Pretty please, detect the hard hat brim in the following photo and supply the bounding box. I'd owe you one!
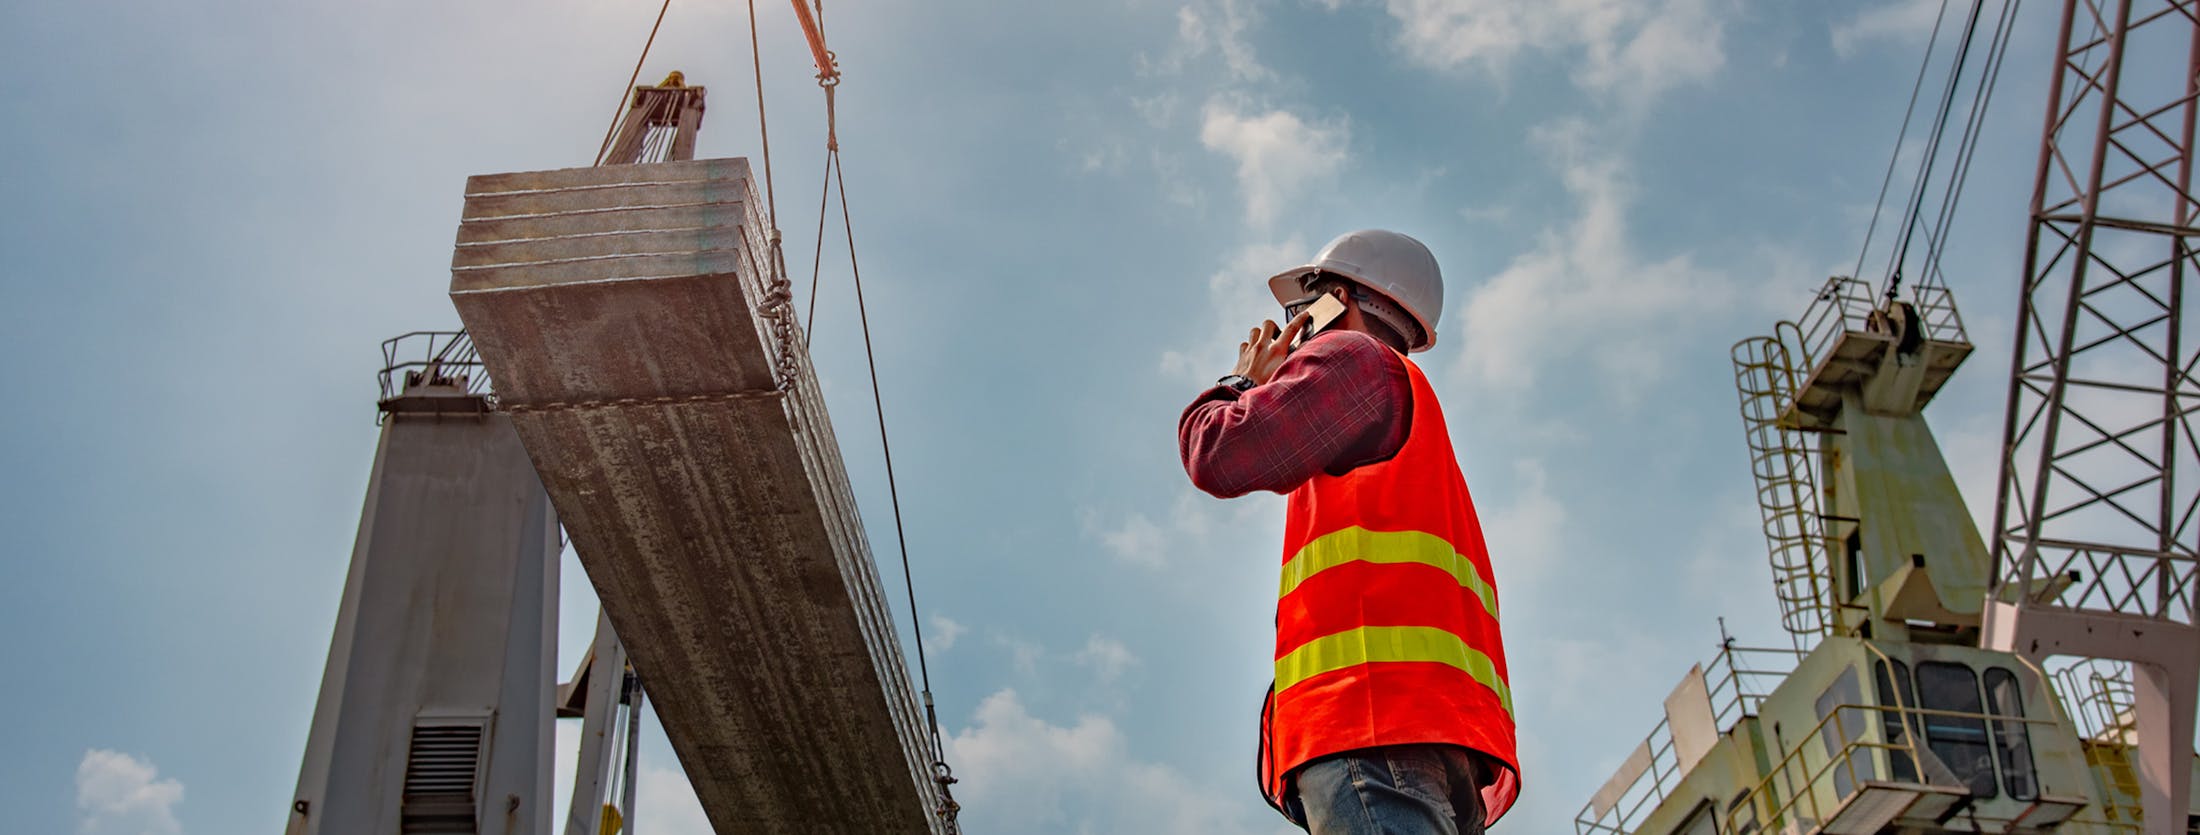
[1266,266,1322,306]
[1265,265,1439,353]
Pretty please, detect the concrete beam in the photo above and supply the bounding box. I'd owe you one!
[450,158,943,835]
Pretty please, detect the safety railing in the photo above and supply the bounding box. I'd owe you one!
[1792,277,1882,375]
[1575,716,1685,835]
[1791,276,1971,377]
[2047,659,2153,833]
[1574,644,1802,835]
[1706,643,1807,730]
[1726,703,2061,835]
[1904,283,1968,346]
[2051,658,2137,743]
[379,331,495,411]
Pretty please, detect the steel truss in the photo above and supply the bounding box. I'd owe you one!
[1988,1,2200,832]
[1995,0,2200,626]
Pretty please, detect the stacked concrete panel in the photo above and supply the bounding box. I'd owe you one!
[448,158,943,835]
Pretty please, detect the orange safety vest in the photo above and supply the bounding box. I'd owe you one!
[1260,352,1521,824]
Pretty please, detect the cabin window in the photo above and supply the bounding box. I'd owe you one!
[1728,790,1758,835]
[1670,800,1720,835]
[1916,661,1999,799]
[1984,667,2038,800]
[1843,529,1865,600]
[1814,667,1866,796]
[1872,659,1920,783]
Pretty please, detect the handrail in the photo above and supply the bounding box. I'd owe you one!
[1794,277,1881,373]
[379,331,494,400]
[2051,658,2137,742]
[1574,717,1683,835]
[1706,644,1807,730]
[1726,702,2062,835]
[1573,643,1804,835]
[377,331,495,422]
[1792,276,1972,378]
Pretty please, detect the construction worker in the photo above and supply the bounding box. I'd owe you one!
[1177,230,1519,834]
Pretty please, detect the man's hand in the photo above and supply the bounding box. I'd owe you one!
[1232,312,1312,386]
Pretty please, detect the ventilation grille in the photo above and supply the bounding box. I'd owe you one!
[401,721,485,833]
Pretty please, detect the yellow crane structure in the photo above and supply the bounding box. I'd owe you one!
[1573,0,2199,833]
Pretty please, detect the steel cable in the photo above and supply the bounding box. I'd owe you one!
[1920,0,2023,293]
[1885,0,1991,298]
[788,2,960,825]
[1854,0,1957,286]
[593,0,676,166]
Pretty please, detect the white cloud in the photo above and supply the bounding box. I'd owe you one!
[1087,509,1169,568]
[993,632,1048,676]
[1159,238,1310,385]
[945,689,1283,835]
[929,614,969,652]
[1452,119,1734,397]
[1479,458,1568,604]
[980,630,1142,688]
[1083,490,1266,570]
[1199,99,1350,229]
[1832,0,1946,58]
[1131,91,1182,128]
[1150,0,1273,82]
[76,749,184,835]
[1073,635,1140,684]
[1380,0,1729,103]
[1151,148,1207,209]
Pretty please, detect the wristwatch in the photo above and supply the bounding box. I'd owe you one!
[1217,374,1256,392]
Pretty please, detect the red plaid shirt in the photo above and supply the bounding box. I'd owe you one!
[1178,330,1412,497]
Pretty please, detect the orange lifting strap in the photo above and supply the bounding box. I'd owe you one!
[789,0,839,84]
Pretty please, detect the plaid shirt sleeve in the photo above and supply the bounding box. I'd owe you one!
[1177,330,1412,498]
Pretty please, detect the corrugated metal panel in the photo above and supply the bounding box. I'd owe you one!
[449,157,942,835]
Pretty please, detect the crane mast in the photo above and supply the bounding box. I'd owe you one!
[286,78,703,835]
[1575,2,2199,834]
[1983,0,2200,831]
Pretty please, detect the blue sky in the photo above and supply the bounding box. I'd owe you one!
[0,0,2066,832]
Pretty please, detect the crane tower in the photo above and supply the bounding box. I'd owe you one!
[1982,0,2200,830]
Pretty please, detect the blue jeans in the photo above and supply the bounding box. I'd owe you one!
[1291,745,1489,835]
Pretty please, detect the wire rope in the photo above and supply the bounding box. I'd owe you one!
[1853,0,1957,286]
[746,0,782,231]
[593,0,676,165]
[567,0,960,827]
[806,149,833,342]
[1920,0,2023,293]
[775,0,960,824]
[1884,0,1991,298]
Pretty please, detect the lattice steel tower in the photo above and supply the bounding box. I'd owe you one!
[1982,1,2200,832]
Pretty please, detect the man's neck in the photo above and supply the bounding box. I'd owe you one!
[1337,313,1408,353]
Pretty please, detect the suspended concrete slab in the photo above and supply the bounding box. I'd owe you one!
[448,157,944,835]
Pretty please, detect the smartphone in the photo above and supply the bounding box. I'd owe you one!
[1295,293,1348,347]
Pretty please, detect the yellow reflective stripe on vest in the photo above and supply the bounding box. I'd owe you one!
[1279,527,1498,619]
[1274,625,1514,716]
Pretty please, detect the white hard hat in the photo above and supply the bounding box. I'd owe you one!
[1268,229,1443,352]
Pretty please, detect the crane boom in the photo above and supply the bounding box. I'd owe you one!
[1983,2,2200,833]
